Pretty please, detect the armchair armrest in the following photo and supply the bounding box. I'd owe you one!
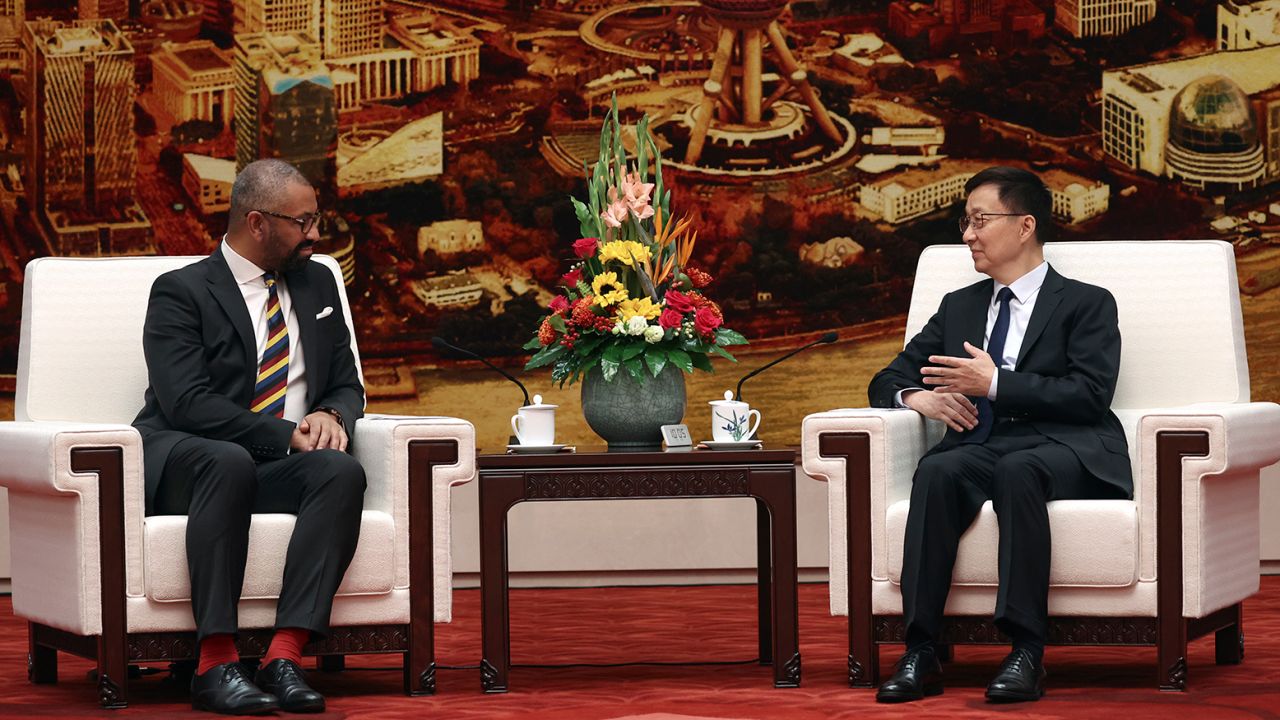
[351,414,475,622]
[1128,402,1280,617]
[0,421,144,635]
[801,408,932,616]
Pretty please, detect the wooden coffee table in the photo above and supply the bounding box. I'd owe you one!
[476,445,801,692]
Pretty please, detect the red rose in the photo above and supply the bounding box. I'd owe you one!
[572,237,599,258]
[687,267,712,288]
[561,267,582,287]
[694,306,722,336]
[658,308,684,329]
[664,290,694,314]
[549,295,569,314]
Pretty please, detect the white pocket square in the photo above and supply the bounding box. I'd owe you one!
[315,306,334,320]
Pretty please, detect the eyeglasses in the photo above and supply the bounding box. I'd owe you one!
[958,212,1024,233]
[250,209,321,235]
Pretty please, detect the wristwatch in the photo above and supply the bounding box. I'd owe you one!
[314,406,344,427]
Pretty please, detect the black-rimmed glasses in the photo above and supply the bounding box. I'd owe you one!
[250,209,321,235]
[958,212,1024,233]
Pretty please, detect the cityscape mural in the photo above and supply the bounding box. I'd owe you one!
[0,0,1276,450]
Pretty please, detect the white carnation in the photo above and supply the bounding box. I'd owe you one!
[626,315,648,335]
[643,325,664,343]
[611,321,624,335]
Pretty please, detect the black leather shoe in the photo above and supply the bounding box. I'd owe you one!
[986,648,1046,702]
[255,659,325,713]
[191,662,279,715]
[876,646,943,703]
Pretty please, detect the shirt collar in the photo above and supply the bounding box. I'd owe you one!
[221,237,269,287]
[994,261,1048,304]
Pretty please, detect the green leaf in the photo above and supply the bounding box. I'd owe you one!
[667,347,693,373]
[690,352,714,372]
[522,335,543,351]
[602,343,625,364]
[710,344,737,361]
[600,353,620,382]
[715,328,748,347]
[623,356,645,381]
[574,335,606,357]
[547,314,567,333]
[644,347,668,377]
[524,343,567,370]
[620,341,646,361]
[551,357,575,384]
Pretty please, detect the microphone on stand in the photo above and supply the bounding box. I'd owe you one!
[735,331,838,402]
[431,336,531,407]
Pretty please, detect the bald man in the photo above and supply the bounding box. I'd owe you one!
[133,159,365,715]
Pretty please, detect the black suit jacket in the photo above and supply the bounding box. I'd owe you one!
[868,265,1133,498]
[132,249,365,511]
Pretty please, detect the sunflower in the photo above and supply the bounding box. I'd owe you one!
[616,297,662,322]
[591,272,628,307]
[598,240,652,268]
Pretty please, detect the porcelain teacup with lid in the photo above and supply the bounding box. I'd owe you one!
[511,394,557,446]
[708,390,761,443]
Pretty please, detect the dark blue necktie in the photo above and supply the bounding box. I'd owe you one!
[962,286,1015,444]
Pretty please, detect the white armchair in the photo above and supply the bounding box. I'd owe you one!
[802,240,1280,690]
[0,255,476,708]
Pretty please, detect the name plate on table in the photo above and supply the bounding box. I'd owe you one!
[660,424,693,448]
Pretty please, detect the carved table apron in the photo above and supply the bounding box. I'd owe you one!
[476,447,801,692]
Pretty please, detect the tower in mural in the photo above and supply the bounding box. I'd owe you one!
[684,0,842,165]
[233,32,337,191]
[324,0,381,58]
[22,18,152,255]
[0,0,23,70]
[236,0,321,40]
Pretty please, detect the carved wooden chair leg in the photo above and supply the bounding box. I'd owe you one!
[1215,603,1244,665]
[27,626,57,684]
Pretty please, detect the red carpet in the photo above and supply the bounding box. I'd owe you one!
[1,578,1278,718]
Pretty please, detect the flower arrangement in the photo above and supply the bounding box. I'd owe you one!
[523,100,746,386]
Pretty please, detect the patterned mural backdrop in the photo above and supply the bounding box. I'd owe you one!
[0,0,1277,450]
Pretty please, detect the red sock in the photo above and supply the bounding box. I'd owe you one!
[263,627,309,665]
[197,634,239,675]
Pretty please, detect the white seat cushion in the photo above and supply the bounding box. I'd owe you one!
[886,499,1139,588]
[143,511,395,602]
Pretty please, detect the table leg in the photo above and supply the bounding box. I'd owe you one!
[755,498,772,665]
[479,474,527,694]
[750,467,800,688]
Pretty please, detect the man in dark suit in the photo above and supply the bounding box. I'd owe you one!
[134,159,366,715]
[868,167,1132,703]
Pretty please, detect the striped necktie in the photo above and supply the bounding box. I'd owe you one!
[250,272,289,418]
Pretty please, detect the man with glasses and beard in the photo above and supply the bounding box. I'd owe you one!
[869,166,1132,703]
[133,159,365,715]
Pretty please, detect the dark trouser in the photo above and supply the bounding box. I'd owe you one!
[900,422,1123,647]
[151,438,366,642]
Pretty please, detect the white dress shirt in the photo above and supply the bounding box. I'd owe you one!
[896,261,1049,406]
[222,240,309,425]
[983,260,1048,400]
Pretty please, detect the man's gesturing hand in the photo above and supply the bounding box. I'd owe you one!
[902,389,979,432]
[921,341,996,397]
[292,411,349,453]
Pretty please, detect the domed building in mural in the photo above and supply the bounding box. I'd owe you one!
[1164,75,1266,191]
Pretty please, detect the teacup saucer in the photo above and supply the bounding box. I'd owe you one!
[698,440,763,450]
[506,443,569,454]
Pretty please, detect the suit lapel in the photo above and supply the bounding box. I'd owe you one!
[1015,265,1065,369]
[956,279,993,353]
[285,267,321,406]
[204,250,257,380]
